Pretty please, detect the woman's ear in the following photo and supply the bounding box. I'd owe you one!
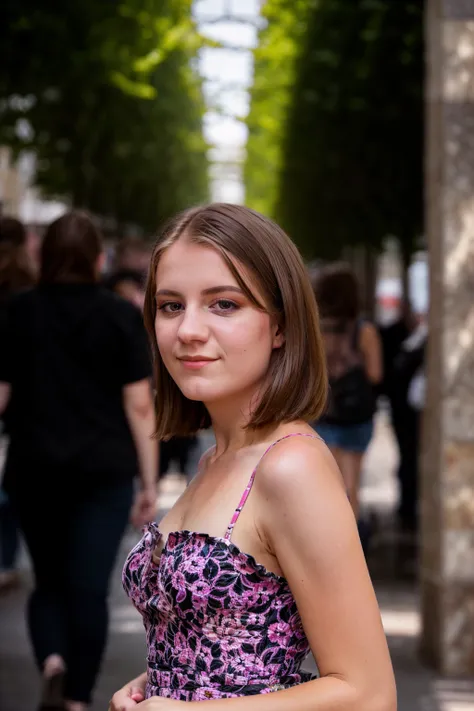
[272,322,285,350]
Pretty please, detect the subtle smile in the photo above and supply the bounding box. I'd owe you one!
[177,356,218,370]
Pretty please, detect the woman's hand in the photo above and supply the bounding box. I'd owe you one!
[109,678,146,711]
[130,487,158,529]
[135,698,187,709]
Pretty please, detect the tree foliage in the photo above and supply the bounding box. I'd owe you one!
[245,0,313,217]
[0,0,209,233]
[246,0,423,261]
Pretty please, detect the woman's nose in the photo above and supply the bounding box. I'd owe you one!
[177,306,209,343]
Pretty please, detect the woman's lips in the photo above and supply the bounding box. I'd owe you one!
[178,358,217,370]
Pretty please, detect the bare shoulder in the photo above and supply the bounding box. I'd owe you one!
[255,432,360,576]
[255,433,346,503]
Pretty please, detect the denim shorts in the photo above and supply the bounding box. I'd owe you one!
[314,420,374,454]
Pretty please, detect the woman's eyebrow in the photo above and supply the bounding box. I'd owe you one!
[156,286,243,297]
[202,286,243,296]
[156,289,182,297]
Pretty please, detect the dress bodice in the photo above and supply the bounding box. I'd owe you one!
[122,434,317,701]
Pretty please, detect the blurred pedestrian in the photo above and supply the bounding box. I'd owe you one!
[105,267,146,311]
[0,211,158,711]
[0,216,36,299]
[312,263,383,518]
[112,204,395,709]
[0,216,36,591]
[391,318,426,533]
[113,235,151,277]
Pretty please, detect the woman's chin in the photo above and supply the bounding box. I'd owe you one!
[179,384,216,403]
[179,382,233,405]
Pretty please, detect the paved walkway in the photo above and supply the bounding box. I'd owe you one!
[1,414,473,710]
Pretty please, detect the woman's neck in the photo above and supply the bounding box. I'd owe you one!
[206,389,269,456]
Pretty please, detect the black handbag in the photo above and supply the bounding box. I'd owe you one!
[321,319,376,425]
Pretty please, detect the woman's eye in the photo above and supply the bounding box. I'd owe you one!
[158,302,182,314]
[212,299,238,313]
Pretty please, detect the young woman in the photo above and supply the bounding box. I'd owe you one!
[312,264,383,517]
[0,211,158,711]
[114,204,396,710]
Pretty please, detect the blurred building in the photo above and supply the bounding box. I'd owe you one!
[376,244,428,325]
[0,147,66,227]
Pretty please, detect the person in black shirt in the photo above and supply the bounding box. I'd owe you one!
[379,302,420,533]
[0,216,36,590]
[0,211,158,711]
[104,267,146,311]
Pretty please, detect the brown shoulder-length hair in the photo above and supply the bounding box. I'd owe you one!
[40,210,103,284]
[143,203,328,439]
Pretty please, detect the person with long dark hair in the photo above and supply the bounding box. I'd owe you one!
[312,264,383,518]
[0,211,158,711]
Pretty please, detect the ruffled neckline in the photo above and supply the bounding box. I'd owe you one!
[146,522,289,585]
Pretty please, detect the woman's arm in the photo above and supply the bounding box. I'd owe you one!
[123,378,158,492]
[182,437,396,711]
[359,322,383,385]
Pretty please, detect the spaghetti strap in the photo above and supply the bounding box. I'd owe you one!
[224,432,320,541]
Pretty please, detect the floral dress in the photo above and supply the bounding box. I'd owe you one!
[122,434,318,701]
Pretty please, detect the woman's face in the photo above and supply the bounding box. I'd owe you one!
[154,239,284,407]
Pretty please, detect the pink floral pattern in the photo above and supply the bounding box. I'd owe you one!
[123,433,320,701]
[122,524,315,700]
